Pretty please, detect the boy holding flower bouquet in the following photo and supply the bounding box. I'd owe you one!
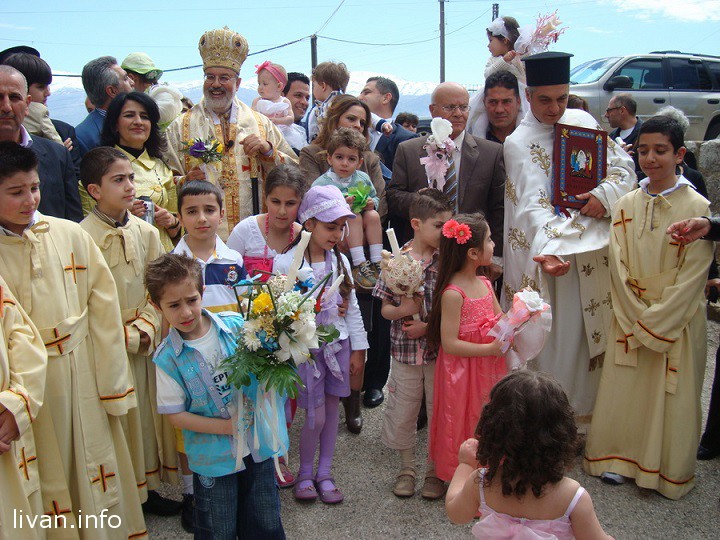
[148,253,286,539]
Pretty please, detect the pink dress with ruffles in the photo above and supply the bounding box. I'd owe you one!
[472,469,585,540]
[430,277,507,482]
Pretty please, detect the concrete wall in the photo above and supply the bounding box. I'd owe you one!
[687,139,720,212]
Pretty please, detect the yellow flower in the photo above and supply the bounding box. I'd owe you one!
[216,142,224,153]
[251,293,273,314]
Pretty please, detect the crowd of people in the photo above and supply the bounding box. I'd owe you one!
[0,14,717,540]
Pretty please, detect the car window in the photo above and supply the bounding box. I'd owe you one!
[614,59,665,90]
[669,58,712,90]
[705,61,720,89]
[570,57,621,84]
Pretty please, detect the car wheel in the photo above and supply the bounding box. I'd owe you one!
[706,120,720,140]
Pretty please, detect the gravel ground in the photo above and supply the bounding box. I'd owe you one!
[147,319,720,539]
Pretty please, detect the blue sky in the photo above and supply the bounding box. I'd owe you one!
[1,0,719,86]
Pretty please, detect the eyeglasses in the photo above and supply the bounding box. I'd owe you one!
[439,104,470,113]
[605,106,623,114]
[204,74,234,84]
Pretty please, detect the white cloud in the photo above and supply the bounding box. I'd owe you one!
[609,0,720,21]
[0,23,33,31]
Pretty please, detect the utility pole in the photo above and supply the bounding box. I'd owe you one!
[492,3,499,19]
[439,0,445,82]
[311,35,318,69]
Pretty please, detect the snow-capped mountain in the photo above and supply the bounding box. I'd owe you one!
[47,71,442,126]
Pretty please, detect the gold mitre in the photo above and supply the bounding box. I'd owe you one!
[198,27,249,74]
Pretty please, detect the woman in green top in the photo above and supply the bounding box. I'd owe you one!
[100,91,181,250]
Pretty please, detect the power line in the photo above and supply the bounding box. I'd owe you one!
[316,7,489,47]
[51,35,312,78]
[315,0,347,34]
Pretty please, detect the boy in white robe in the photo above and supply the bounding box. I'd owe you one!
[584,117,714,500]
[80,147,180,515]
[0,142,147,538]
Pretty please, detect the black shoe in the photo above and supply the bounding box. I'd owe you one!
[363,388,384,408]
[697,444,720,460]
[141,490,182,516]
[181,494,194,534]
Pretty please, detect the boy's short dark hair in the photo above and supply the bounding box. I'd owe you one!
[283,72,310,95]
[177,180,225,213]
[0,142,38,183]
[145,253,204,305]
[79,146,129,192]
[326,127,367,157]
[639,115,685,152]
[395,112,419,127]
[312,62,350,92]
[3,52,52,87]
[409,188,453,221]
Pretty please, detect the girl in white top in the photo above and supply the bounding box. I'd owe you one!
[446,371,613,540]
[227,164,304,282]
[468,13,566,138]
[252,61,294,126]
[274,185,368,505]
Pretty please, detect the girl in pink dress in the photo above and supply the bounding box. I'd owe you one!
[426,214,506,484]
[446,371,613,540]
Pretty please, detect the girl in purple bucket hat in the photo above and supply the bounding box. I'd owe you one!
[274,185,369,504]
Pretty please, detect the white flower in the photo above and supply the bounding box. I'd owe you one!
[291,319,318,348]
[243,332,262,351]
[429,118,453,144]
[276,331,311,364]
[516,289,546,312]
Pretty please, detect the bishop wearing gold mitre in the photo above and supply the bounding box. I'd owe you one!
[164,27,298,239]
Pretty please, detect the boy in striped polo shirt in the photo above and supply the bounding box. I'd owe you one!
[171,179,246,531]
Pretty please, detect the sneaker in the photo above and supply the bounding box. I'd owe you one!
[180,494,194,534]
[352,260,377,290]
[600,472,625,485]
[371,261,382,279]
[420,475,447,500]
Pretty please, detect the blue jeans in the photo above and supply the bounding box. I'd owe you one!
[193,457,285,540]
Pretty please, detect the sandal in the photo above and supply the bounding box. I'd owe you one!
[293,474,317,501]
[276,458,296,489]
[420,475,447,500]
[315,476,344,504]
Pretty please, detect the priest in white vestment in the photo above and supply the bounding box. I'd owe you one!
[502,52,636,417]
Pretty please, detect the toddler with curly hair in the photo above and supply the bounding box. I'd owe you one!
[446,371,613,539]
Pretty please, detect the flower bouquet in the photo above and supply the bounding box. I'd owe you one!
[487,289,552,371]
[420,118,456,188]
[181,137,224,185]
[379,228,425,321]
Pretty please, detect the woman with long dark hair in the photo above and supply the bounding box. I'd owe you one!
[99,91,180,250]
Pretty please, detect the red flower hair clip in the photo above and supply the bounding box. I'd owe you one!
[442,219,472,244]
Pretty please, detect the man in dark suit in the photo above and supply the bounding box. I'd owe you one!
[355,76,419,409]
[387,82,505,251]
[605,92,642,175]
[0,66,82,221]
[75,56,134,155]
[359,76,417,173]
